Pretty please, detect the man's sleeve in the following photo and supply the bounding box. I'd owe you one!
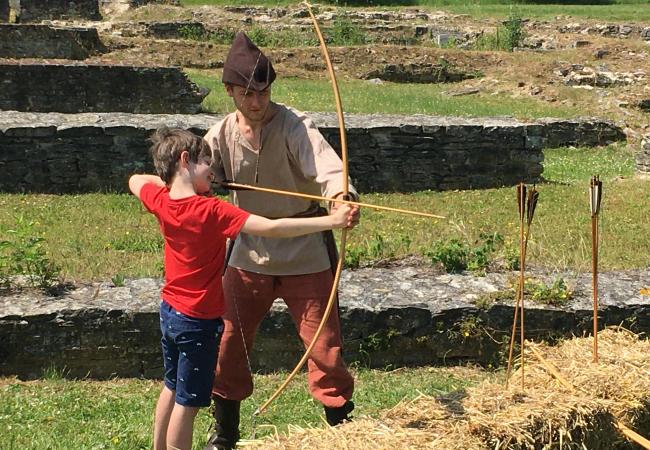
[289,116,358,201]
[204,122,227,184]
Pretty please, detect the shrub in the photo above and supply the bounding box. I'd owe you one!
[178,24,206,41]
[474,12,526,52]
[328,13,372,46]
[425,233,504,274]
[3,215,61,290]
[425,238,470,273]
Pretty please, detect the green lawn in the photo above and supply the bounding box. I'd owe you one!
[0,366,490,449]
[0,144,646,283]
[187,70,581,119]
[179,0,650,21]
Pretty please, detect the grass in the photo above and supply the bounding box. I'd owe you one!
[0,144,646,281]
[0,366,490,449]
[187,70,580,119]
[178,0,650,21]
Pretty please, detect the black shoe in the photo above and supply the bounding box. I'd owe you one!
[204,396,241,450]
[324,400,355,426]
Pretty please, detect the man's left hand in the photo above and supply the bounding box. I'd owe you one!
[330,195,360,229]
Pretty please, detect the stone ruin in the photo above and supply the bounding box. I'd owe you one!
[0,24,105,59]
[3,0,101,22]
[0,0,8,22]
[99,0,179,15]
[637,134,650,174]
[0,113,625,194]
[0,62,207,113]
[0,3,646,381]
[0,0,178,22]
[0,4,208,114]
[2,266,650,378]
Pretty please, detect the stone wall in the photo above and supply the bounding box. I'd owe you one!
[0,63,207,113]
[99,0,179,16]
[0,24,106,59]
[0,112,625,193]
[15,0,100,22]
[637,134,650,173]
[2,267,649,379]
[0,0,9,22]
[558,22,650,41]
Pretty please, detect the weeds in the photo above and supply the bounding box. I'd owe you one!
[1,215,61,291]
[474,12,526,51]
[527,277,573,306]
[109,233,162,253]
[475,276,573,308]
[247,26,316,48]
[345,233,395,268]
[328,13,372,45]
[178,23,206,41]
[425,233,504,274]
[111,273,126,287]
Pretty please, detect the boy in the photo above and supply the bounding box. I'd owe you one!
[128,127,356,450]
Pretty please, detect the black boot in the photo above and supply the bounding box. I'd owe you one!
[324,400,355,426]
[204,396,240,450]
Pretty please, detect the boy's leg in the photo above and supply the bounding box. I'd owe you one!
[157,302,180,450]
[278,271,355,415]
[162,302,223,449]
[167,404,200,450]
[153,385,176,450]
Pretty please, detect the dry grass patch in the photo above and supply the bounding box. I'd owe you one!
[244,329,650,449]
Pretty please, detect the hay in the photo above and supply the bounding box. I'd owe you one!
[243,328,650,449]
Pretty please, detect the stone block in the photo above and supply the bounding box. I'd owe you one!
[0,63,207,114]
[0,24,106,59]
[16,0,101,22]
[0,0,8,22]
[637,134,650,173]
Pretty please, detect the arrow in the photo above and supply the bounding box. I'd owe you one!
[220,181,446,220]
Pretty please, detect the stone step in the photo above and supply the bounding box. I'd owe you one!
[0,62,207,114]
[0,24,106,59]
[1,266,648,379]
[0,112,624,193]
[4,0,101,23]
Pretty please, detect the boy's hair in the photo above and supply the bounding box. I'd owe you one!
[149,127,211,183]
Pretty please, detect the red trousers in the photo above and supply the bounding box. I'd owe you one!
[212,267,354,408]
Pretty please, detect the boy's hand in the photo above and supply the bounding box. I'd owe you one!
[331,204,359,229]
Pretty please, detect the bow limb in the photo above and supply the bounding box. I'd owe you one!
[255,2,349,416]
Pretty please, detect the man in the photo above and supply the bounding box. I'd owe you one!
[204,32,359,450]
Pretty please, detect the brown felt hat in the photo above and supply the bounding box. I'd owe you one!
[222,32,276,91]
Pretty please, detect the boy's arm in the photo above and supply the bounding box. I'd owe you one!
[128,174,165,199]
[241,204,357,238]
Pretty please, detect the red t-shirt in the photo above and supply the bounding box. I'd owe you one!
[140,184,250,319]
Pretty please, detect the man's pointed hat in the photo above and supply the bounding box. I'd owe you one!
[222,31,276,91]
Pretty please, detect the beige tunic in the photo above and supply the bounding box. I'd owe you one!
[205,104,357,276]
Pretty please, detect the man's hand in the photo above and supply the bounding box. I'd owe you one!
[330,194,360,229]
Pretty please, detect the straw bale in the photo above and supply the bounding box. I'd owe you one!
[245,329,650,449]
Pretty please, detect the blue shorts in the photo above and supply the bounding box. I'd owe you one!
[159,301,224,407]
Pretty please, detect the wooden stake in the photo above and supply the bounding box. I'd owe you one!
[590,175,602,363]
[506,183,527,388]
